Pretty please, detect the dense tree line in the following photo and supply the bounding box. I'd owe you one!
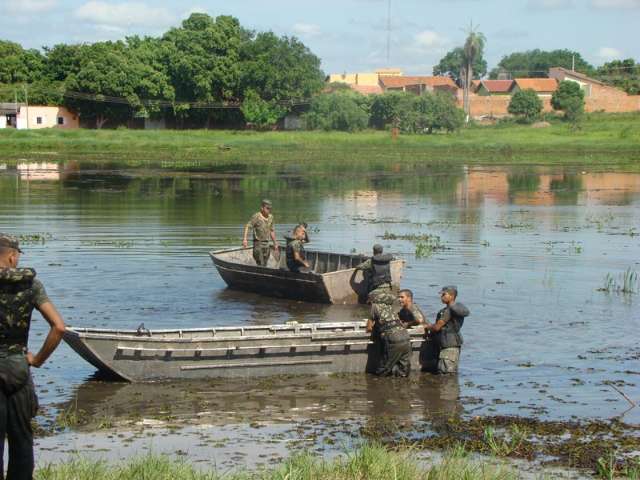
[0,13,325,128]
[304,89,464,133]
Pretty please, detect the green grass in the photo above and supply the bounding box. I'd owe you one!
[36,444,520,480]
[1,112,639,171]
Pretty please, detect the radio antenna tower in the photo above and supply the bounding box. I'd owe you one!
[386,0,392,64]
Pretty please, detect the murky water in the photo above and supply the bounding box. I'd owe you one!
[1,161,639,470]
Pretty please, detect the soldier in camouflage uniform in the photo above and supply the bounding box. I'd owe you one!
[286,226,311,273]
[355,244,394,298]
[242,199,279,267]
[0,234,66,480]
[423,286,470,374]
[366,291,411,377]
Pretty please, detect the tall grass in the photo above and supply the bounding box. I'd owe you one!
[1,112,639,169]
[36,444,519,480]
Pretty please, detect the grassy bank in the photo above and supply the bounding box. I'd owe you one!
[36,444,522,480]
[1,113,639,170]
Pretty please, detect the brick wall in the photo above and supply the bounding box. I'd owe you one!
[585,84,640,112]
[456,86,640,118]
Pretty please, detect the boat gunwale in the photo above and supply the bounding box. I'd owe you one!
[209,247,380,277]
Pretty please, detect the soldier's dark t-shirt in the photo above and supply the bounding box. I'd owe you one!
[398,304,425,328]
[0,268,49,350]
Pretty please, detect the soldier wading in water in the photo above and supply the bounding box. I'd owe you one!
[422,286,470,374]
[355,244,394,297]
[242,199,279,267]
[366,291,411,377]
[0,234,66,480]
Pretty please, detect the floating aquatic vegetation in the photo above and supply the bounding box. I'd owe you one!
[598,268,638,295]
[81,240,135,248]
[18,232,53,245]
[415,236,447,258]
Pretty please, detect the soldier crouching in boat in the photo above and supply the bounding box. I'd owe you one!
[366,290,411,377]
[421,285,470,375]
[355,244,394,297]
[286,225,311,273]
[0,234,66,480]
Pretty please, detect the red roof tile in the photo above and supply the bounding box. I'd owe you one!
[379,76,457,89]
[513,78,558,93]
[480,80,514,93]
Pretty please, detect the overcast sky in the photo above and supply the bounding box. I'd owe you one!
[2,0,638,75]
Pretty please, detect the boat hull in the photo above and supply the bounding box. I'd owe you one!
[63,322,425,382]
[210,247,404,304]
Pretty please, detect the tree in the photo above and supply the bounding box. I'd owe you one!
[239,32,324,106]
[240,89,285,129]
[0,41,45,84]
[490,49,595,79]
[64,41,174,128]
[369,91,406,129]
[434,47,487,85]
[461,25,486,121]
[551,80,585,126]
[508,89,543,123]
[304,91,369,132]
[597,58,640,95]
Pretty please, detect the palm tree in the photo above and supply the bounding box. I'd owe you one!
[461,23,485,122]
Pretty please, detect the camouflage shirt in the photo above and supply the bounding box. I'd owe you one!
[371,303,403,335]
[247,212,274,243]
[0,268,49,350]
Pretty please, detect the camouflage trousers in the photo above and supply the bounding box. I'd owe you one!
[376,329,411,377]
[252,242,271,266]
[0,352,38,480]
[420,340,461,374]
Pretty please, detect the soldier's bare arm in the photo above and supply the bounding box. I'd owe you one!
[270,229,279,251]
[425,309,449,333]
[27,301,66,368]
[242,221,252,248]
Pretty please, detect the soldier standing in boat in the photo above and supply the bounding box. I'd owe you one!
[422,286,470,374]
[0,234,66,480]
[355,244,393,297]
[242,199,279,267]
[366,291,411,377]
[286,225,311,273]
[398,289,425,328]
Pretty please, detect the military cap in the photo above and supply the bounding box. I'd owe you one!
[0,233,22,253]
[261,199,272,207]
[372,244,384,254]
[368,290,396,305]
[439,285,458,296]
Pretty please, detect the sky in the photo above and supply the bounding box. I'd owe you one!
[1,0,639,75]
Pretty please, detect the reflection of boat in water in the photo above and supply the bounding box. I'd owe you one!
[63,321,423,382]
[63,373,461,429]
[210,247,404,304]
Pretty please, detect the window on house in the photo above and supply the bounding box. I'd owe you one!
[36,117,43,125]
[57,117,64,125]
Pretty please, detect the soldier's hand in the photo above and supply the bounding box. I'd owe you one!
[26,351,40,368]
[274,244,280,251]
[242,240,248,248]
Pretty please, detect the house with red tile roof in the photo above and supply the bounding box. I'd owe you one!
[510,78,558,96]
[475,79,514,96]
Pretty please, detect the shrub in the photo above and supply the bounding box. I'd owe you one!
[508,89,543,123]
[240,89,285,130]
[369,92,408,129]
[304,91,369,132]
[551,80,585,126]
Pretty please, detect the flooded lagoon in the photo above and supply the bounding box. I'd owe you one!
[0,161,639,472]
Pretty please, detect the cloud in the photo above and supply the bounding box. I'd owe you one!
[414,30,449,49]
[592,0,640,7]
[3,0,57,13]
[526,0,574,9]
[74,1,173,29]
[596,47,623,60]
[292,23,321,37]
